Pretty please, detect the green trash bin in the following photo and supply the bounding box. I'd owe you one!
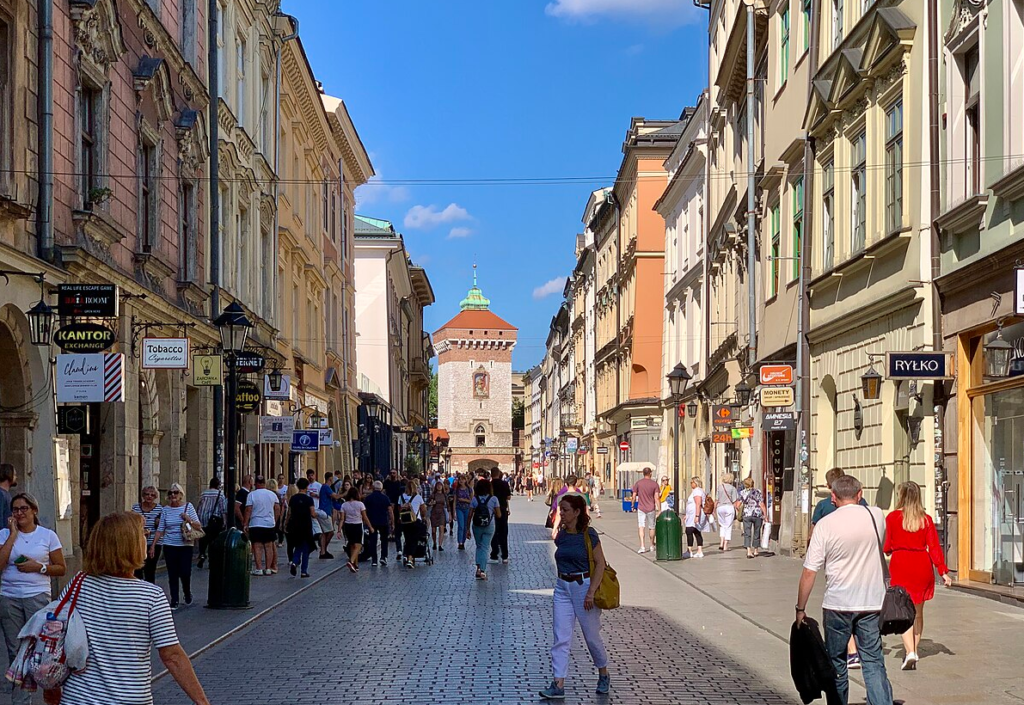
[655,510,683,561]
[206,527,252,609]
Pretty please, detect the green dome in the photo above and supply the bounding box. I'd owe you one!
[459,265,490,311]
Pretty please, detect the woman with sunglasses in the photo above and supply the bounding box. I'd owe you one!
[0,492,66,705]
[152,483,201,610]
[131,486,163,582]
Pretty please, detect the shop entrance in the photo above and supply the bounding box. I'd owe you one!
[976,386,1024,586]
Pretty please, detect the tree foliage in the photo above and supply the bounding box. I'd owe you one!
[512,397,525,430]
[429,371,438,426]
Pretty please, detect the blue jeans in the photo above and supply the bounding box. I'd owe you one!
[823,609,893,705]
[456,505,471,544]
[472,522,495,571]
[290,540,311,574]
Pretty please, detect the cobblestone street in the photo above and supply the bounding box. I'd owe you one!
[153,497,797,705]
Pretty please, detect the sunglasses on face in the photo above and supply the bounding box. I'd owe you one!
[11,506,31,513]
[168,491,181,496]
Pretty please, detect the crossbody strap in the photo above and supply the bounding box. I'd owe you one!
[583,529,595,574]
[862,505,891,587]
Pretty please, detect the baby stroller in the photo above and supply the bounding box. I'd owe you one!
[405,519,433,567]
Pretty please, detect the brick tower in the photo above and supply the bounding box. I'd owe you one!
[434,266,517,475]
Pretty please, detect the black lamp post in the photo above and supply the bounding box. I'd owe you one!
[208,301,253,609]
[363,396,382,477]
[667,362,692,516]
[26,299,54,347]
[735,378,753,407]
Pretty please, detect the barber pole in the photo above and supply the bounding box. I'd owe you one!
[103,353,124,402]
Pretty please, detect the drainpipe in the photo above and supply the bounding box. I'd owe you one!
[926,0,947,555]
[37,0,53,261]
[208,0,222,479]
[613,196,622,453]
[745,2,760,492]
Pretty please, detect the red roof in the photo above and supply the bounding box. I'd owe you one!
[437,309,517,332]
[430,428,449,444]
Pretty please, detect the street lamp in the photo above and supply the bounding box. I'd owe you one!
[667,363,692,526]
[362,395,382,477]
[208,301,254,609]
[267,368,283,393]
[735,378,753,407]
[26,299,54,347]
[860,365,884,400]
[686,400,698,418]
[985,324,1013,379]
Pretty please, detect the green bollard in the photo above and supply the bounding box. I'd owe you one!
[655,510,683,561]
[206,527,252,609]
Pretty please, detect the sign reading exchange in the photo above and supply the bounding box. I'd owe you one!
[54,323,116,353]
[885,351,953,380]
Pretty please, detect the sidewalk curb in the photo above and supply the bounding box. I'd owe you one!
[151,561,347,684]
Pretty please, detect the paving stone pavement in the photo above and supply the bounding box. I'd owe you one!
[153,497,799,705]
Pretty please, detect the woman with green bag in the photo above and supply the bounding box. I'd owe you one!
[540,493,612,700]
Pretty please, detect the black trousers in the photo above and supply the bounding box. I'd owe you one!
[392,512,403,554]
[686,526,704,548]
[490,515,509,560]
[163,545,193,604]
[365,523,390,561]
[135,544,162,583]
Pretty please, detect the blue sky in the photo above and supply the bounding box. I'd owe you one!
[284,0,709,369]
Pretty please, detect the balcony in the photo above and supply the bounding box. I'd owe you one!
[410,357,430,390]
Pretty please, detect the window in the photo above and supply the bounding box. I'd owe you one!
[0,18,9,187]
[291,283,299,339]
[735,103,747,164]
[322,180,329,233]
[779,7,790,85]
[261,70,272,151]
[330,186,337,243]
[340,177,348,261]
[237,206,249,295]
[770,204,781,297]
[179,181,197,280]
[140,139,158,252]
[964,45,981,195]
[792,177,803,281]
[216,3,226,97]
[181,0,197,64]
[80,85,102,202]
[832,0,844,49]
[822,161,835,270]
[802,0,811,53]
[236,34,246,126]
[260,224,272,316]
[475,425,486,448]
[851,130,866,252]
[885,100,904,233]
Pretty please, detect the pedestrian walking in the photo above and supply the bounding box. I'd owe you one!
[317,472,337,560]
[194,477,226,569]
[468,478,500,580]
[796,474,894,705]
[428,483,448,551]
[131,485,163,582]
[453,475,473,550]
[740,477,767,559]
[398,480,428,569]
[631,468,660,554]
[0,492,66,705]
[244,476,281,576]
[286,478,318,578]
[545,478,565,530]
[489,467,512,564]
[340,487,374,573]
[591,473,603,518]
[275,474,289,545]
[526,473,535,502]
[884,481,953,671]
[383,469,406,556]
[152,483,200,610]
[0,463,17,533]
[716,472,741,552]
[658,476,673,511]
[234,474,254,525]
[539,492,610,700]
[52,512,210,705]
[363,481,394,566]
[684,476,707,558]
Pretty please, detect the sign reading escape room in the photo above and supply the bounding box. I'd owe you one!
[57,284,118,317]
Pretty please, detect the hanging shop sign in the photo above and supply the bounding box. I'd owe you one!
[54,323,116,353]
[56,406,90,435]
[229,351,265,374]
[711,431,734,444]
[291,429,320,452]
[762,410,797,432]
[760,386,794,407]
[264,373,291,400]
[731,426,754,439]
[885,351,953,380]
[57,284,118,318]
[56,353,124,403]
[259,415,295,444]
[319,428,334,446]
[712,405,734,428]
[141,338,189,369]
[234,380,262,414]
[191,355,223,386]
[759,364,794,386]
[596,446,609,455]
[566,438,578,453]
[577,445,589,455]
[629,418,648,429]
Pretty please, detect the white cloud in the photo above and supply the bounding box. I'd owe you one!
[448,227,473,239]
[624,43,645,56]
[404,203,472,230]
[533,277,568,300]
[545,0,698,25]
[354,173,411,207]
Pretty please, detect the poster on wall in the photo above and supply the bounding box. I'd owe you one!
[472,367,489,399]
[56,353,124,402]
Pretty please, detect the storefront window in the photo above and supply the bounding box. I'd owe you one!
[973,386,1024,584]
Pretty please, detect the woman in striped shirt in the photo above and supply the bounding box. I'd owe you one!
[131,486,162,583]
[151,484,201,610]
[44,512,209,705]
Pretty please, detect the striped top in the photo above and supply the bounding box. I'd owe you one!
[131,503,163,547]
[59,574,179,705]
[156,503,200,547]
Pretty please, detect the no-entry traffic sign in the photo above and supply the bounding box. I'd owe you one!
[619,441,629,452]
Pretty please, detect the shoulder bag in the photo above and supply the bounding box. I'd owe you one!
[181,503,206,543]
[583,529,620,610]
[864,506,916,635]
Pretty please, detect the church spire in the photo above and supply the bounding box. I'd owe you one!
[459,262,491,311]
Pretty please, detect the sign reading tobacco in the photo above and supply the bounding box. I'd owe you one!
[57,284,118,318]
[54,323,116,353]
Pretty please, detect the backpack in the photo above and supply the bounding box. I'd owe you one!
[399,494,417,525]
[702,493,716,516]
[472,495,493,528]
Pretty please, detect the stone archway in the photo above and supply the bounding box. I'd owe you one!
[0,305,35,487]
[468,458,497,476]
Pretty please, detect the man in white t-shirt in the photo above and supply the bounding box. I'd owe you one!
[244,476,282,575]
[306,469,321,500]
[795,475,893,705]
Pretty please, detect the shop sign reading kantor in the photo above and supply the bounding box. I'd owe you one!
[54,323,116,353]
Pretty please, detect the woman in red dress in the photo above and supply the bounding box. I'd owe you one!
[883,481,953,671]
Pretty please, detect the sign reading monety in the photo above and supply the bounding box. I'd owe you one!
[54,323,115,353]
[57,284,118,317]
[886,351,952,380]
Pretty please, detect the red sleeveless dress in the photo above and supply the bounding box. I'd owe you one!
[883,510,948,605]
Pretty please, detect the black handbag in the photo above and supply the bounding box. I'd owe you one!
[865,506,916,636]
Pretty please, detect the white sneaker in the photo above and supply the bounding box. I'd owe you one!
[637,547,647,554]
[902,652,918,671]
